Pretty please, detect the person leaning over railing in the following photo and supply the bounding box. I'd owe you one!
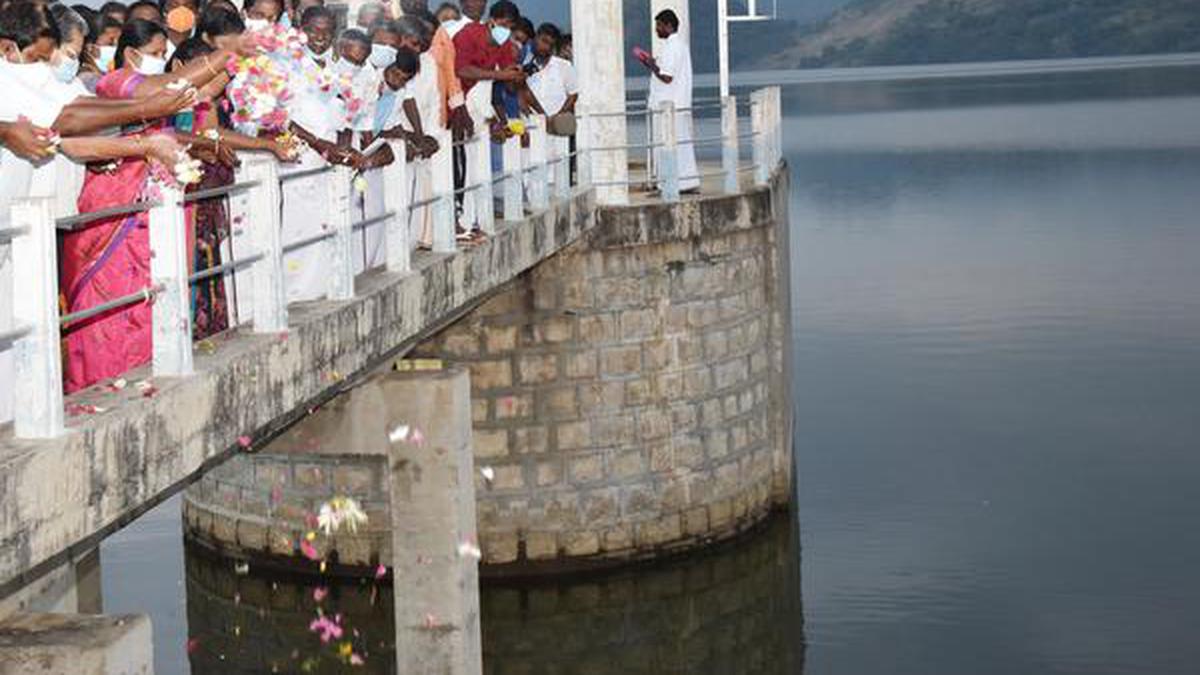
[167,8,297,340]
[59,17,252,393]
[387,15,442,250]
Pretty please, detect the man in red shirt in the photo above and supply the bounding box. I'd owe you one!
[452,0,523,239]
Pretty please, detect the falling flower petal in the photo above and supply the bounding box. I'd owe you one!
[237,436,253,449]
[313,587,328,602]
[458,540,482,561]
[300,539,320,561]
[480,467,495,482]
[234,561,249,575]
[349,654,365,666]
[186,638,200,654]
[374,564,387,580]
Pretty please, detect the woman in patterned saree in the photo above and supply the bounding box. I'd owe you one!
[60,19,242,392]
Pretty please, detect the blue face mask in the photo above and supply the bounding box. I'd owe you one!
[490,25,511,46]
[278,12,292,29]
[53,56,79,83]
[369,43,397,69]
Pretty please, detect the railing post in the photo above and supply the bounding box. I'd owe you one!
[576,104,592,189]
[431,127,456,254]
[502,133,523,221]
[241,155,288,333]
[149,181,194,377]
[722,94,740,194]
[658,101,680,202]
[11,198,64,438]
[553,134,571,200]
[766,86,782,172]
[473,131,495,235]
[383,140,412,275]
[327,164,356,301]
[528,114,549,211]
[751,90,769,187]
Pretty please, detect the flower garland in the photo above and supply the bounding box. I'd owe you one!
[224,24,306,132]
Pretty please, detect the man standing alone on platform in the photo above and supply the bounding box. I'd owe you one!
[638,9,699,194]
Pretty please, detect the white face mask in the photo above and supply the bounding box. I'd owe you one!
[96,45,117,72]
[369,43,396,69]
[53,55,80,83]
[244,18,270,31]
[134,50,166,76]
[334,58,362,77]
[306,45,330,61]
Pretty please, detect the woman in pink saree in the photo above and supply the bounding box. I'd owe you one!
[61,19,241,392]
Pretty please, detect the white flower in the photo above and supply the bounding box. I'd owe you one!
[317,496,369,535]
[457,540,482,560]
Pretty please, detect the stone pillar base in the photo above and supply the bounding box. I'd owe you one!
[0,613,152,675]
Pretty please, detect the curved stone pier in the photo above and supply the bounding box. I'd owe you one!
[182,169,794,576]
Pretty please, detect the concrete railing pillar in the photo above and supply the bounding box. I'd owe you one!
[571,0,629,205]
[386,366,482,675]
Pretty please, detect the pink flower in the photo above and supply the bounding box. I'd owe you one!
[374,564,387,580]
[308,615,343,643]
[237,435,252,449]
[300,539,321,561]
[313,586,328,602]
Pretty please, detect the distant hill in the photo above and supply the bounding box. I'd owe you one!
[757,0,1200,68]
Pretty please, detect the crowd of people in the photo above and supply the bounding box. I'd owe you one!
[0,0,587,400]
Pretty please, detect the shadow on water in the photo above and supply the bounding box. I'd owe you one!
[180,513,806,674]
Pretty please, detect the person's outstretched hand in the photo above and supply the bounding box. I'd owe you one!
[2,117,58,161]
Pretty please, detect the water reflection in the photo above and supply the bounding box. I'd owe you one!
[181,514,804,674]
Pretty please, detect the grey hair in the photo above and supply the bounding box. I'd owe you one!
[394,15,431,41]
[48,3,89,43]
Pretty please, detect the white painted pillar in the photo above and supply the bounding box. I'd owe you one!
[327,165,356,301]
[501,135,523,221]
[241,156,288,333]
[431,128,456,254]
[527,115,549,211]
[722,94,740,194]
[10,197,64,439]
[570,0,629,205]
[650,0,691,55]
[149,182,194,377]
[472,133,495,235]
[383,141,412,275]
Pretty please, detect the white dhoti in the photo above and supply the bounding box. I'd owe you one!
[352,132,386,275]
[281,147,333,304]
[653,110,700,192]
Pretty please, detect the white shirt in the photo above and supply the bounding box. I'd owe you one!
[289,54,345,144]
[528,55,578,117]
[648,32,692,110]
[375,80,416,133]
[0,62,73,228]
[338,60,382,133]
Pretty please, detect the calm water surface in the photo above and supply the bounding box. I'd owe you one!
[100,63,1200,673]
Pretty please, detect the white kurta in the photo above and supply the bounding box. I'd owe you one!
[283,56,344,303]
[648,32,699,192]
[0,62,72,426]
[343,61,386,274]
[528,56,578,118]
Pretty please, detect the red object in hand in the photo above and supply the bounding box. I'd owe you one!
[633,46,652,64]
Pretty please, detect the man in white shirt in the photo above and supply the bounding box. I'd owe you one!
[337,28,387,273]
[526,23,577,122]
[640,9,699,194]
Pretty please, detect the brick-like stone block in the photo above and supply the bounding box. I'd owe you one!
[565,351,599,379]
[443,331,482,357]
[562,530,600,556]
[332,465,376,495]
[525,531,558,561]
[600,346,642,378]
[485,326,519,353]
[518,354,560,385]
[470,359,513,390]
[636,514,682,547]
[236,520,267,551]
[494,393,533,420]
[535,460,562,487]
[471,398,489,423]
[483,531,519,564]
[555,421,590,451]
[540,317,575,343]
[474,429,510,459]
[491,465,525,491]
[581,489,618,523]
[512,426,549,455]
[620,309,658,340]
[623,484,657,517]
[602,525,633,553]
[578,382,625,412]
[683,507,709,537]
[649,443,674,473]
[569,455,604,485]
[541,386,578,418]
[578,314,617,342]
[611,450,646,480]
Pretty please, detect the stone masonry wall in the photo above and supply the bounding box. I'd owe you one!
[413,176,794,570]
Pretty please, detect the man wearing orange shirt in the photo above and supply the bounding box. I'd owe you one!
[398,0,472,138]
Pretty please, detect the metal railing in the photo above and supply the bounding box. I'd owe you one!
[0,87,783,440]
